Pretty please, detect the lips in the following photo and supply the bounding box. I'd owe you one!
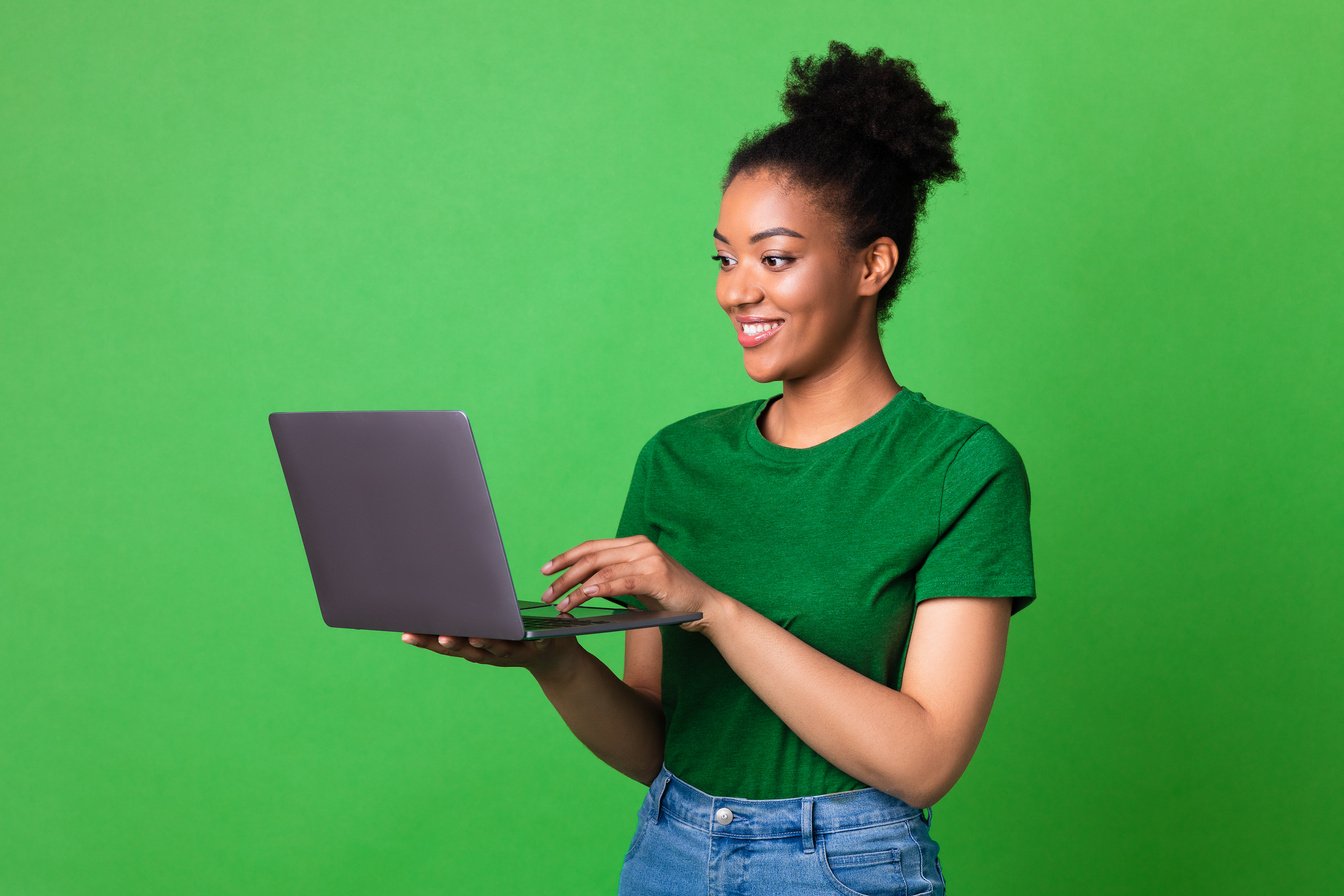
[737,319,784,348]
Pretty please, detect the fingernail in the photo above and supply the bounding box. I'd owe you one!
[469,639,484,648]
[542,586,553,600]
[402,634,413,643]
[438,636,451,645]
[582,585,598,595]
[541,560,552,573]
[556,598,569,612]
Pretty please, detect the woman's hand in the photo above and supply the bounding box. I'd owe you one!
[538,534,727,633]
[401,631,583,680]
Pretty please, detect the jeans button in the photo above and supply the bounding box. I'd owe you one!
[714,807,734,825]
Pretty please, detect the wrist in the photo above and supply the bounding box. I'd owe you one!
[528,638,588,687]
[685,588,739,637]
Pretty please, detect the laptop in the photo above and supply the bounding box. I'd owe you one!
[268,409,701,639]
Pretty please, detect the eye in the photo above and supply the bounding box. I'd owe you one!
[710,254,792,270]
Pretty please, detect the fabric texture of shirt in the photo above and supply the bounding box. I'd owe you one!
[612,385,1037,800]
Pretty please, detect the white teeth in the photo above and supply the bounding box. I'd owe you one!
[743,321,782,335]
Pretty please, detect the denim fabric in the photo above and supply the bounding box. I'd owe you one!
[618,765,946,896]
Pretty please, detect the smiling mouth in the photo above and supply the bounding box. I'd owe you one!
[737,319,785,347]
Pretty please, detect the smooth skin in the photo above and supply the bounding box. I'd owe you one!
[404,168,1012,808]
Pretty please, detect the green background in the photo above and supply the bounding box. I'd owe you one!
[3,2,1339,893]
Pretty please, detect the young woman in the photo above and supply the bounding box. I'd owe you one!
[403,40,1036,896]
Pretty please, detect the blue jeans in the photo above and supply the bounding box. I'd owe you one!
[618,765,946,896]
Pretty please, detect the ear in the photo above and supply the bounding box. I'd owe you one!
[857,237,899,298]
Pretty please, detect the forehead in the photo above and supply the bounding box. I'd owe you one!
[716,171,831,241]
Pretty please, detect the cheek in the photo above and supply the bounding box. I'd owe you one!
[769,270,817,315]
[776,275,839,332]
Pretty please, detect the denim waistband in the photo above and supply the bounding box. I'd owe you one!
[646,764,928,841]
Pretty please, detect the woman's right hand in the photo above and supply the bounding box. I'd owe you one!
[401,631,583,679]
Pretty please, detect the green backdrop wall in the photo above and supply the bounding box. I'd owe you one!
[3,2,1339,894]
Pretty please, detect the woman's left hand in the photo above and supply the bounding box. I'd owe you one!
[539,534,725,632]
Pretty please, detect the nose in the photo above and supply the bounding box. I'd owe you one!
[720,270,766,313]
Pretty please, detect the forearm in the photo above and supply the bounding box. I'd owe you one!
[530,642,665,785]
[702,594,943,807]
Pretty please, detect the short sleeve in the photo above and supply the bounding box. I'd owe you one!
[914,424,1037,615]
[609,438,660,609]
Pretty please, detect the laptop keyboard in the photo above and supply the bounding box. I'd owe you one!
[523,615,622,629]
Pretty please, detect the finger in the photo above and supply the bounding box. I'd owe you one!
[458,637,522,660]
[403,632,495,663]
[437,637,508,664]
[555,558,649,612]
[405,632,468,655]
[434,634,468,651]
[541,541,649,605]
[540,536,648,584]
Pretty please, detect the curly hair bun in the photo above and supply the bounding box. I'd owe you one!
[781,40,961,186]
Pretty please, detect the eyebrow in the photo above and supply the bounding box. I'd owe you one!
[713,226,806,246]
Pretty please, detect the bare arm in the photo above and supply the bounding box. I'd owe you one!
[699,592,1011,808]
[401,628,665,786]
[535,535,1015,807]
[528,628,665,784]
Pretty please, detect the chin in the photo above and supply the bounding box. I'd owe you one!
[743,364,781,385]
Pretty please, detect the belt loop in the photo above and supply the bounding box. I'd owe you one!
[650,767,672,824]
[801,797,816,854]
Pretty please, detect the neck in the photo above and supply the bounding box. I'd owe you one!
[765,332,901,449]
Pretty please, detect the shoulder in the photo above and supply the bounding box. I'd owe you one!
[901,389,1026,475]
[636,397,761,457]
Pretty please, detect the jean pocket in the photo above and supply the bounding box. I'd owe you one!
[817,819,914,896]
[623,778,662,863]
[622,813,650,862]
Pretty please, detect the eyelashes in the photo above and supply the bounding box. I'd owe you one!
[710,254,793,270]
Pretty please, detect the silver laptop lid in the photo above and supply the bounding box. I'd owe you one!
[269,410,527,639]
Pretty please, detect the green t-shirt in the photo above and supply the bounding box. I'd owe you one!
[613,386,1037,800]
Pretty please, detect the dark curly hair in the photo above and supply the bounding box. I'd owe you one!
[721,41,964,330]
